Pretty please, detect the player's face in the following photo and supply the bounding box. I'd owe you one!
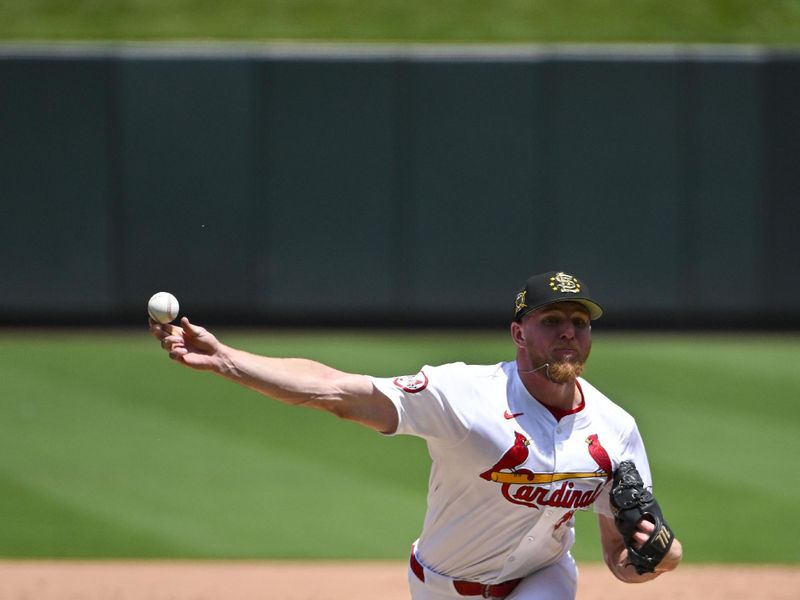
[517,303,592,382]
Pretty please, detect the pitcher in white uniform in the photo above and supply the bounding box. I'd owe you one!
[151,270,683,599]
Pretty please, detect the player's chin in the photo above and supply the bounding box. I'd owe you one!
[547,360,585,383]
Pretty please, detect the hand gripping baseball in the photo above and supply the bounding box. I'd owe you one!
[609,461,675,575]
[150,317,224,371]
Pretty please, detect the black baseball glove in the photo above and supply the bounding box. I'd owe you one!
[609,460,675,574]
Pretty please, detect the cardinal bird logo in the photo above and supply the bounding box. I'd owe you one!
[586,433,612,479]
[479,431,611,511]
[480,432,530,481]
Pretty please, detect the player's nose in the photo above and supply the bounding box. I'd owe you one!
[559,323,576,339]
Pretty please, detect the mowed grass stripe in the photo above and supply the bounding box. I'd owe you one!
[0,333,428,558]
[0,331,797,561]
[3,1,800,44]
[1,396,426,558]
[0,332,429,558]
[0,471,189,557]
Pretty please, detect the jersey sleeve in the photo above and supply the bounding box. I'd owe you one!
[370,363,472,445]
[593,419,652,517]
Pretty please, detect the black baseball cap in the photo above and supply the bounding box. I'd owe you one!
[513,271,603,322]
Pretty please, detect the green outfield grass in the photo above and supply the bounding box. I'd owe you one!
[0,329,797,563]
[1,1,800,44]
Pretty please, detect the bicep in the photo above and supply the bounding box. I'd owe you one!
[325,373,399,434]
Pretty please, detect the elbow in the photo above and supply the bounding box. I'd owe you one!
[297,380,355,420]
[305,374,365,421]
[323,399,351,420]
[294,391,346,417]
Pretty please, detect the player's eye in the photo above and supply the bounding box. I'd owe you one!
[572,318,589,328]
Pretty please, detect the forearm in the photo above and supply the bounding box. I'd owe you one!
[154,318,397,432]
[216,345,368,412]
[599,514,682,583]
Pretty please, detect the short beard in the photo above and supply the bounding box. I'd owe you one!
[546,360,585,384]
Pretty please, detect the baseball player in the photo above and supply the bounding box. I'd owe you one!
[151,270,682,599]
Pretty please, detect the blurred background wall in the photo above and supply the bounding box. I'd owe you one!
[1,44,798,329]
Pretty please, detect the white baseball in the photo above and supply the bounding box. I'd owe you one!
[148,292,180,324]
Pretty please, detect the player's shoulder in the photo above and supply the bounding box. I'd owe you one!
[578,377,637,427]
[429,361,509,380]
[421,362,510,394]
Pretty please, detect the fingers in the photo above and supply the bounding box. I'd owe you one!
[160,332,185,352]
[168,346,189,361]
[150,317,188,360]
[632,518,655,549]
[180,316,205,338]
[637,518,656,533]
[149,318,183,339]
[149,316,218,370]
[148,318,164,339]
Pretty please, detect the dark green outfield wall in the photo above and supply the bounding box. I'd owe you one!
[0,46,796,327]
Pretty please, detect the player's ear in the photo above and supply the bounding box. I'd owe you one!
[510,322,526,348]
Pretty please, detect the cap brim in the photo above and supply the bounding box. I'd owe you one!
[573,299,603,320]
[519,298,604,321]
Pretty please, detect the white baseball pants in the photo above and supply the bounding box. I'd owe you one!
[407,551,578,600]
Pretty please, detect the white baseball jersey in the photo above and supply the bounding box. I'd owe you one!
[371,361,651,584]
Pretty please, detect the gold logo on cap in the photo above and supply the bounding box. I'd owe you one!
[515,290,528,314]
[549,272,581,294]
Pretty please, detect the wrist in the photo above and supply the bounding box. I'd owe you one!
[216,344,239,377]
[613,537,682,582]
[655,538,683,572]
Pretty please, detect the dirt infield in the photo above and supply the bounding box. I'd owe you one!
[0,561,797,599]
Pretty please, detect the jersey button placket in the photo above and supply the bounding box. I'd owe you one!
[550,422,564,508]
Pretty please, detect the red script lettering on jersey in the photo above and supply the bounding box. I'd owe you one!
[502,476,605,509]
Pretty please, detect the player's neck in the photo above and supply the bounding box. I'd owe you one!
[519,370,581,412]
